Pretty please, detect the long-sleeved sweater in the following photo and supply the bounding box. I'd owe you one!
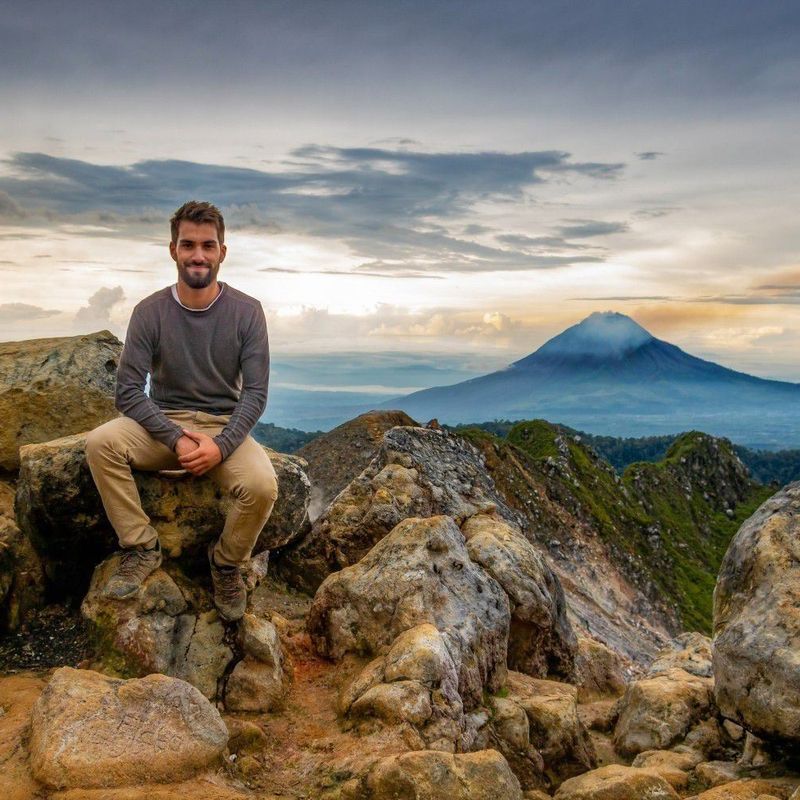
[114,282,269,460]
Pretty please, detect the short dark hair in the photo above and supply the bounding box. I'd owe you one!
[170,201,225,244]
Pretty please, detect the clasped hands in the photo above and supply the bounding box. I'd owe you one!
[175,429,223,475]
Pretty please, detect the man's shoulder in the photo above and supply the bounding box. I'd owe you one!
[222,284,264,314]
[133,286,172,313]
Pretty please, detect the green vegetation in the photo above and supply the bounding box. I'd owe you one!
[251,421,325,453]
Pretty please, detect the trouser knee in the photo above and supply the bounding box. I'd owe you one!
[233,475,278,514]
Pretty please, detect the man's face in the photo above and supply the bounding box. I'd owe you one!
[169,220,227,289]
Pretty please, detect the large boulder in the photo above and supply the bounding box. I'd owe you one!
[713,482,800,743]
[308,515,510,707]
[276,425,517,593]
[612,667,714,756]
[81,556,234,699]
[342,749,523,800]
[554,764,679,799]
[29,667,228,789]
[294,410,418,521]
[16,432,310,596]
[0,330,120,471]
[648,632,712,678]
[461,511,577,680]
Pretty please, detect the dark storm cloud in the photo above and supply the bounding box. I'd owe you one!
[556,220,630,238]
[0,146,620,273]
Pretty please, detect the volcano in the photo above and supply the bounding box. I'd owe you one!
[378,311,800,448]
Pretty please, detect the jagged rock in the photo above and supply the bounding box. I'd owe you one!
[688,780,797,799]
[694,760,748,788]
[224,657,287,712]
[0,330,121,471]
[612,667,714,756]
[573,635,628,700]
[631,750,699,790]
[713,482,800,743]
[460,512,577,680]
[29,667,228,789]
[553,764,680,799]
[81,555,234,699]
[648,632,712,678]
[238,612,282,665]
[680,718,724,761]
[294,410,418,521]
[507,671,596,787]
[0,512,45,631]
[16,432,310,595]
[308,515,510,708]
[276,425,516,593]
[343,749,523,800]
[488,695,547,791]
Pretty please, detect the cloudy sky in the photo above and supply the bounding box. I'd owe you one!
[3,0,800,396]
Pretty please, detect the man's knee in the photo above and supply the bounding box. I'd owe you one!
[85,421,117,463]
[231,471,278,512]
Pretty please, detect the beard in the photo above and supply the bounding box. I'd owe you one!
[178,260,220,289]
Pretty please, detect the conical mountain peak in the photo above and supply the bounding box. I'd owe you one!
[516,311,654,364]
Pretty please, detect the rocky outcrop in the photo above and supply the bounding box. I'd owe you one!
[612,667,714,756]
[648,632,712,678]
[29,667,228,789]
[295,409,418,521]
[554,764,680,799]
[308,515,510,708]
[713,482,800,744]
[16,432,310,595]
[573,635,628,700]
[341,749,523,800]
[276,425,516,593]
[461,512,577,680]
[0,330,121,471]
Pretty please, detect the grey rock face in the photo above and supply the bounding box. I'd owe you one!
[461,512,577,680]
[16,432,310,595]
[713,481,800,743]
[275,425,516,593]
[0,330,121,471]
[308,515,510,708]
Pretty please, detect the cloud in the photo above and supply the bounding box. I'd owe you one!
[74,285,125,329]
[0,190,24,219]
[556,219,630,238]
[636,151,665,160]
[259,264,443,279]
[496,233,594,252]
[0,302,61,320]
[0,146,623,274]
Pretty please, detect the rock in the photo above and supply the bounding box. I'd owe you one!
[224,718,268,755]
[350,680,433,727]
[681,718,724,761]
[631,750,698,790]
[688,780,797,799]
[346,749,523,800]
[460,512,577,680]
[612,667,714,756]
[81,556,233,699]
[0,513,45,631]
[694,760,747,788]
[0,330,121,471]
[553,764,679,799]
[648,632,712,678]
[276,425,516,593]
[723,719,745,741]
[713,482,800,744]
[488,695,546,791]
[29,667,228,789]
[308,515,510,708]
[294,410,418,522]
[573,635,628,700]
[238,613,282,665]
[507,671,596,786]
[16,432,310,596]
[224,657,287,712]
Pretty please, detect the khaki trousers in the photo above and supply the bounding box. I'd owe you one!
[85,410,278,568]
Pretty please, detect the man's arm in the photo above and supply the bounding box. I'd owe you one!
[212,304,269,460]
[115,304,185,450]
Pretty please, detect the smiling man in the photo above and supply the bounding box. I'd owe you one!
[85,200,277,622]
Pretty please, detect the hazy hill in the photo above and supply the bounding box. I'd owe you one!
[378,311,800,448]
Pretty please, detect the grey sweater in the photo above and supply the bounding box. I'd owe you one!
[114,282,269,460]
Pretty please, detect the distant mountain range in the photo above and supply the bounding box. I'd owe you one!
[377,311,800,449]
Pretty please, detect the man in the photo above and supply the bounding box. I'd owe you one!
[85,200,278,622]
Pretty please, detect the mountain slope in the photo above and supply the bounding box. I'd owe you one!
[379,311,800,447]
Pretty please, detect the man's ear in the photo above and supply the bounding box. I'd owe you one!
[169,240,177,263]
[219,243,227,263]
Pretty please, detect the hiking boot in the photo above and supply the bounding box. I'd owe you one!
[103,541,162,599]
[208,541,246,622]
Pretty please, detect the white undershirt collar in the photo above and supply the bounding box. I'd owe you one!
[171,282,226,311]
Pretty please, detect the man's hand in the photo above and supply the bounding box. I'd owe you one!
[177,429,223,475]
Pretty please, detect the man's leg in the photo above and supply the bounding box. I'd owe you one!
[202,424,278,620]
[84,411,193,597]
